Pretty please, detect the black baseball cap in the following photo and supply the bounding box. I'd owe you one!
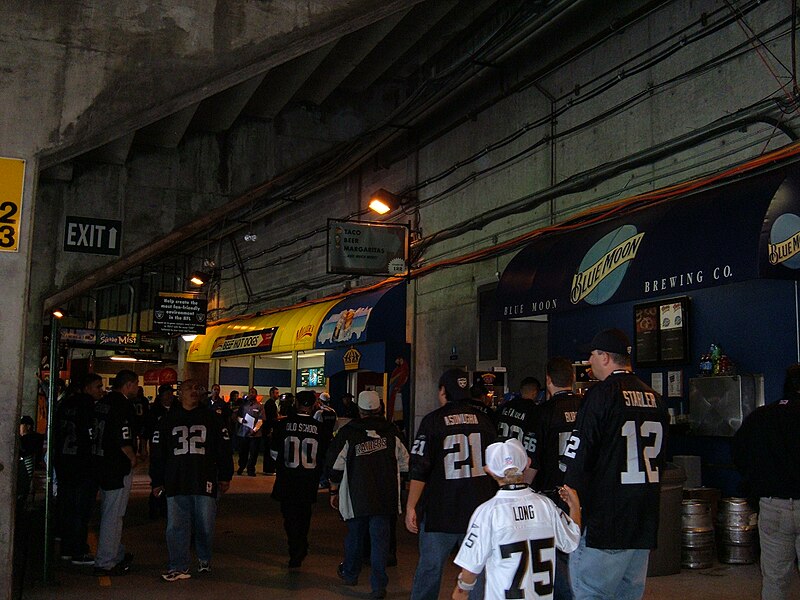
[158,384,174,394]
[581,328,632,356]
[439,368,470,402]
[296,391,316,407]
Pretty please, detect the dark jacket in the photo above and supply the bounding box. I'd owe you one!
[327,415,409,520]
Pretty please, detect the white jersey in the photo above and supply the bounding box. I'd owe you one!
[454,487,580,600]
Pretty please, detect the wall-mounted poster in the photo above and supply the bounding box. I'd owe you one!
[633,296,690,367]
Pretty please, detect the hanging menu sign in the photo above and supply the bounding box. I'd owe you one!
[153,292,207,335]
[633,296,690,366]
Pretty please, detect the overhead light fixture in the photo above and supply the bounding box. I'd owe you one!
[52,308,65,319]
[368,188,412,215]
[110,356,137,362]
[181,333,198,342]
[189,271,210,286]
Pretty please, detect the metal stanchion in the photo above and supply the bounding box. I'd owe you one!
[43,315,59,583]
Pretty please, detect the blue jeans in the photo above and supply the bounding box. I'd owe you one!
[342,514,390,593]
[569,533,648,600]
[759,497,800,600]
[166,495,218,571]
[554,548,573,600]
[95,473,132,569]
[410,522,485,600]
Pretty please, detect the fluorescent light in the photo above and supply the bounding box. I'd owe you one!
[110,356,137,362]
[181,334,198,342]
[368,198,392,214]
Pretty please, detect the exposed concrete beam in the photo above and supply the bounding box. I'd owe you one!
[134,104,200,149]
[392,0,501,79]
[38,0,429,169]
[39,163,74,182]
[191,74,267,133]
[294,10,409,106]
[82,133,135,165]
[243,43,336,120]
[340,0,458,93]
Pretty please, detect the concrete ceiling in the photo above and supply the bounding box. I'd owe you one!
[42,0,615,308]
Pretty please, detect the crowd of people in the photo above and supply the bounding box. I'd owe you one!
[27,326,682,599]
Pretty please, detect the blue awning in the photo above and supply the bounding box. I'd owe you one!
[316,283,406,348]
[497,168,800,319]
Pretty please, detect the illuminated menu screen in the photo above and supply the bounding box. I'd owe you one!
[634,297,690,366]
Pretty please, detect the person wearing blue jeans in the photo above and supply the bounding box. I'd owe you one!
[92,370,139,576]
[569,533,648,599]
[165,495,217,573]
[340,514,390,593]
[411,522,485,600]
[733,364,800,600]
[328,391,409,600]
[150,379,233,582]
[95,473,132,571]
[405,368,497,600]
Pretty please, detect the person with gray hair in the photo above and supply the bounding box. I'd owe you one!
[328,390,409,599]
[733,364,800,600]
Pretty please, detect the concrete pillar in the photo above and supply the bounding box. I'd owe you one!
[0,155,39,598]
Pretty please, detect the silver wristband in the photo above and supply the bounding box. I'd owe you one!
[457,574,476,591]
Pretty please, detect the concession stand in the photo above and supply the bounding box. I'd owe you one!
[186,283,409,424]
[495,162,800,495]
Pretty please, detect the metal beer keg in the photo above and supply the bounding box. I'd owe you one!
[681,500,714,569]
[717,497,758,564]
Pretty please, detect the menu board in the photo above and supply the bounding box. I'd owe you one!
[299,367,325,387]
[633,297,690,366]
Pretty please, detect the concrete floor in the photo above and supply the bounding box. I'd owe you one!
[16,465,794,600]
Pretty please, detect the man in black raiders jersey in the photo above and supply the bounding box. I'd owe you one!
[496,377,540,465]
[469,382,496,425]
[92,369,138,576]
[150,379,233,582]
[531,357,583,599]
[562,329,668,600]
[54,373,103,565]
[270,390,322,568]
[406,368,497,600]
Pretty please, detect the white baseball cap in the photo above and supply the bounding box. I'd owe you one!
[357,390,381,411]
[485,438,528,478]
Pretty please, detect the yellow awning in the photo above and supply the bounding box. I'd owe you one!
[186,300,339,362]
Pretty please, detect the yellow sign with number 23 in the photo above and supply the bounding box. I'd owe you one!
[0,157,25,252]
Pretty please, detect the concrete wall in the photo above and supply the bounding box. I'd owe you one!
[405,0,797,429]
[2,1,798,592]
[0,1,411,595]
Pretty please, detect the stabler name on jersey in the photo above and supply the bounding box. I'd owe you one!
[622,390,658,408]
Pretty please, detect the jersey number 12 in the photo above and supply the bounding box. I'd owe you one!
[620,420,663,484]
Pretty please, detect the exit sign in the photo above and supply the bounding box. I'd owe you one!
[64,216,122,255]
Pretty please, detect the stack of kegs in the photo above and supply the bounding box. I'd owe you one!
[681,499,715,569]
[716,498,758,564]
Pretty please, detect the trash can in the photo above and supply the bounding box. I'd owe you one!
[648,462,686,576]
